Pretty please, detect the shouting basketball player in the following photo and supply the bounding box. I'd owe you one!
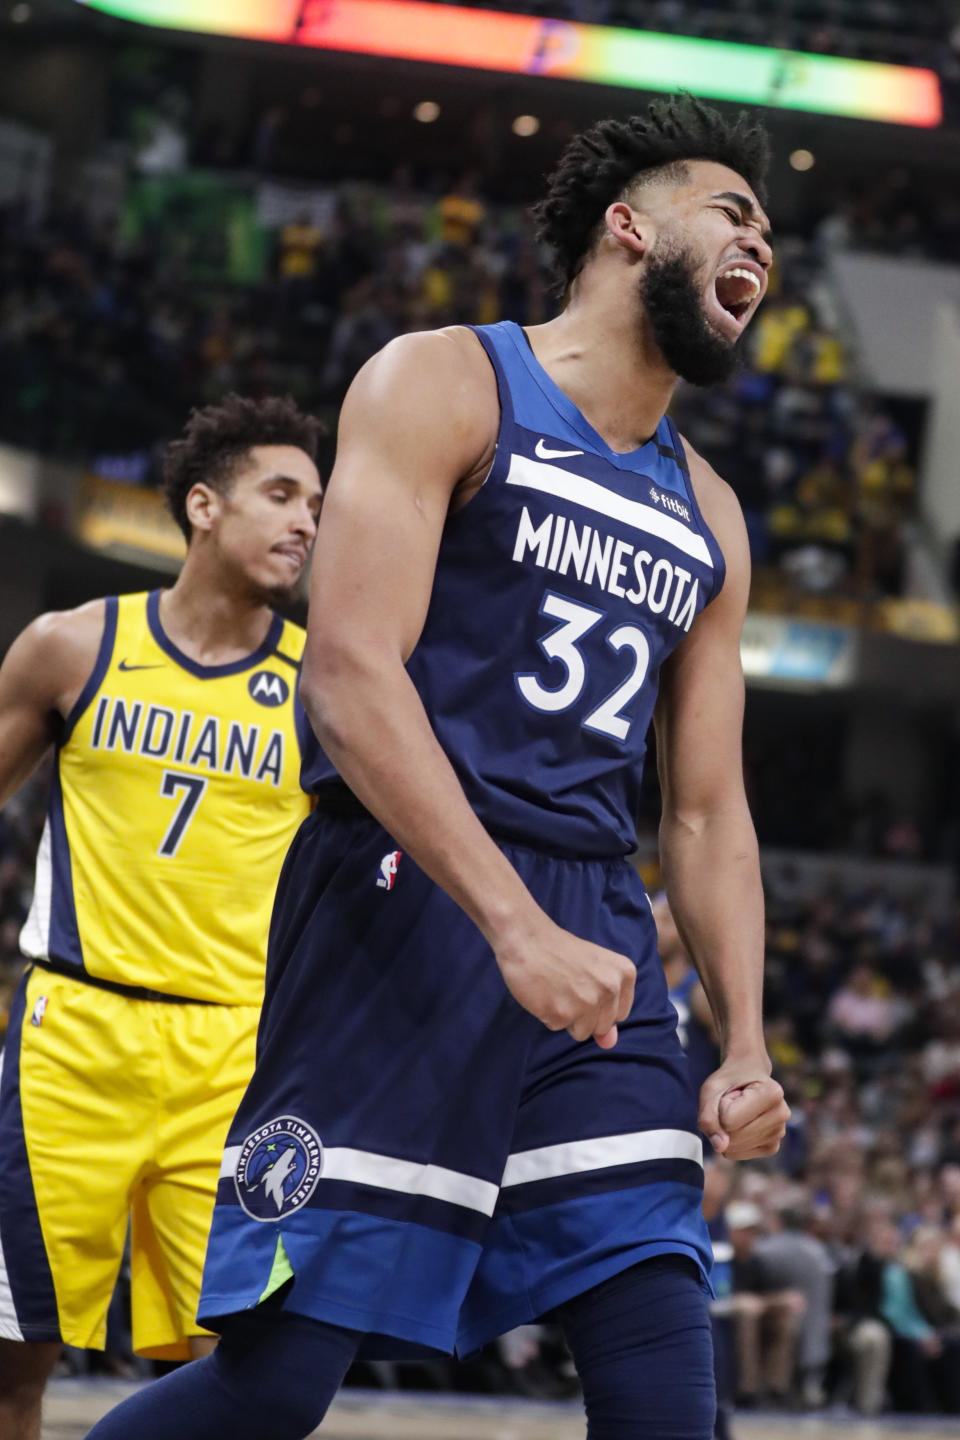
[0,395,322,1440]
[89,96,788,1440]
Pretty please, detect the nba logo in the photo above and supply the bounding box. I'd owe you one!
[376,850,402,891]
[31,996,49,1027]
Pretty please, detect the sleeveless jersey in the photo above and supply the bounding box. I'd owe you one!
[303,320,726,857]
[20,591,310,1004]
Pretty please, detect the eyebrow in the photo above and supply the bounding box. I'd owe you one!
[711,191,773,243]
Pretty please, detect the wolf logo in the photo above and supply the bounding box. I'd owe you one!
[234,1116,323,1222]
[376,849,402,891]
[262,1145,298,1213]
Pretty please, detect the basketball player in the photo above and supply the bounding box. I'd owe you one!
[89,97,789,1440]
[0,394,322,1440]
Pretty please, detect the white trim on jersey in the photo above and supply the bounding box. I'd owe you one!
[0,1046,25,1342]
[500,1128,703,1189]
[220,1145,500,1217]
[19,817,52,961]
[506,454,714,568]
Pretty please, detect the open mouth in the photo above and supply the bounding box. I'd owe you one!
[713,265,762,326]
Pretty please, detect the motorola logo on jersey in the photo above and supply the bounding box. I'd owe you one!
[248,671,290,707]
[234,1116,323,1221]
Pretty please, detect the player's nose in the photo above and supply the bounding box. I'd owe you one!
[740,230,772,272]
[292,503,318,541]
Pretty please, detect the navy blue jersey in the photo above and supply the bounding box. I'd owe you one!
[669,967,721,1095]
[303,320,726,857]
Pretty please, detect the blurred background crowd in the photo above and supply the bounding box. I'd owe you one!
[0,178,935,610]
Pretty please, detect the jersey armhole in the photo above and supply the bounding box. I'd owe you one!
[665,419,727,604]
[463,325,513,494]
[60,596,118,746]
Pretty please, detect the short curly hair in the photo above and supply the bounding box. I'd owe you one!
[163,393,323,541]
[532,94,771,295]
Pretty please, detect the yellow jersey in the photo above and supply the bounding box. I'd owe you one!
[20,591,311,1004]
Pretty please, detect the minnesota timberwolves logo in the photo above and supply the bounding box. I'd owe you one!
[248,670,289,707]
[234,1116,323,1221]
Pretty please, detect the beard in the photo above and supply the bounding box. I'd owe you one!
[640,240,741,387]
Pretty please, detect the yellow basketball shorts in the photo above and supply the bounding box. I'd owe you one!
[0,966,259,1359]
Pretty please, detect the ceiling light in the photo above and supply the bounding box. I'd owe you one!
[512,114,540,137]
[413,101,440,124]
[789,148,815,171]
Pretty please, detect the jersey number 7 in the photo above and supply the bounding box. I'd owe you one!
[157,770,209,857]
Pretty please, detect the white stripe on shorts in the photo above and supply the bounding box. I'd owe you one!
[220,1144,499,1217]
[0,1046,24,1341]
[500,1128,703,1189]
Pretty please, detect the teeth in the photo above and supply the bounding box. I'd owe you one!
[720,266,761,296]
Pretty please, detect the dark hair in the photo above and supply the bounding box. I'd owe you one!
[532,94,771,294]
[163,393,323,541]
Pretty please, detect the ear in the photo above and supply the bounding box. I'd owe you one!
[604,201,650,259]
[184,482,221,536]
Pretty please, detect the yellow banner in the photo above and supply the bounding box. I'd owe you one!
[77,476,185,563]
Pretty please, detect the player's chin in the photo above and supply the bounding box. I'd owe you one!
[249,571,300,607]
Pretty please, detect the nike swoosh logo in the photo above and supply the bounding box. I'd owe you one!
[535,439,584,460]
[117,659,164,672]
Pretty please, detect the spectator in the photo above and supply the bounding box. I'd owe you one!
[754,1193,836,1406]
[728,1200,806,1407]
[835,1214,896,1415]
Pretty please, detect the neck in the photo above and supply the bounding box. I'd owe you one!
[524,282,676,453]
[159,548,277,666]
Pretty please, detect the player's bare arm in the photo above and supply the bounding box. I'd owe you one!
[0,600,105,806]
[653,445,788,1160]
[301,327,635,1046]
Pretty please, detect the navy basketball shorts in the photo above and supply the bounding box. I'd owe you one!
[198,810,712,1356]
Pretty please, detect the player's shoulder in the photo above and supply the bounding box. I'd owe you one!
[676,433,748,556]
[21,597,108,667]
[343,326,498,443]
[2,598,109,712]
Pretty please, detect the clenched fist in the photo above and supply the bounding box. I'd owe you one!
[495,911,636,1048]
[699,1057,789,1160]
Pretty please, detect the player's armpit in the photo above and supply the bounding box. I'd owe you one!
[0,601,105,805]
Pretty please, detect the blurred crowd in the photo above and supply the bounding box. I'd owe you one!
[0,167,924,605]
[709,863,960,1417]
[673,233,917,608]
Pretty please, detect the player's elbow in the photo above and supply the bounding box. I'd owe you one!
[299,633,389,750]
[660,791,756,846]
[299,639,350,748]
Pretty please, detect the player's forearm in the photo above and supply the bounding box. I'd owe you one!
[659,800,767,1063]
[301,654,540,946]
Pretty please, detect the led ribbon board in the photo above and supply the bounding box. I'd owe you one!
[76,0,943,127]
